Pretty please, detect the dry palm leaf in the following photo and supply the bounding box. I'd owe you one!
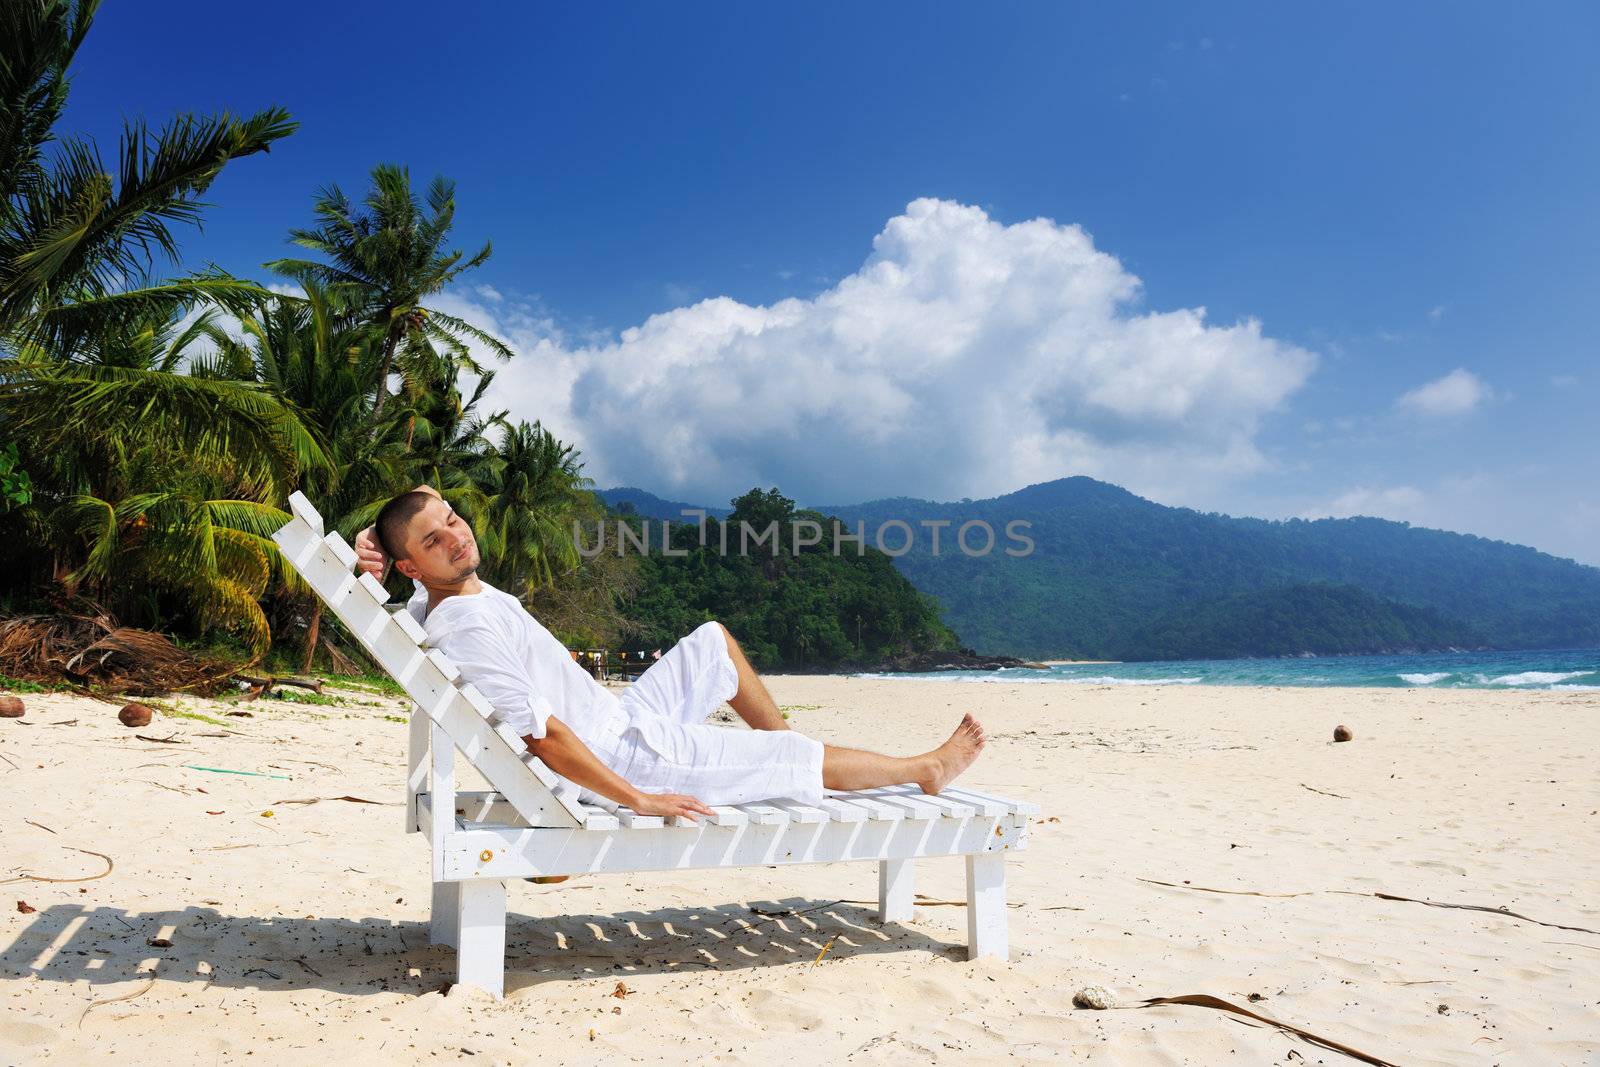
[0,613,233,693]
[1136,994,1403,1067]
[1138,878,1600,935]
[0,846,114,884]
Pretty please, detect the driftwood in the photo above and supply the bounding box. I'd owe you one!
[236,673,324,696]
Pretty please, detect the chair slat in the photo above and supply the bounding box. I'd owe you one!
[615,808,665,829]
[461,684,508,725]
[852,789,939,820]
[875,785,978,819]
[393,606,427,644]
[764,798,829,824]
[492,723,527,752]
[938,784,1040,817]
[344,572,390,620]
[828,791,905,820]
[357,571,391,605]
[706,805,748,827]
[426,648,461,683]
[809,797,867,824]
[934,786,1010,817]
[287,491,324,535]
[578,804,620,831]
[732,802,789,826]
[323,530,359,569]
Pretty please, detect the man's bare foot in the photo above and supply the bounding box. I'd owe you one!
[919,713,987,795]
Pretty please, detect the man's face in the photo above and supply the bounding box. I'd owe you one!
[394,497,480,585]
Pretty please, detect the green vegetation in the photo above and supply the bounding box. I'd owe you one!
[327,675,408,696]
[0,671,52,693]
[1121,583,1481,661]
[146,701,229,727]
[620,488,960,669]
[824,477,1600,659]
[0,2,630,675]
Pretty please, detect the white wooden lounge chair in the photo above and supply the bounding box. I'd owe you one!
[272,492,1037,997]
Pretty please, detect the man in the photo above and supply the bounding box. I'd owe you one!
[356,486,986,823]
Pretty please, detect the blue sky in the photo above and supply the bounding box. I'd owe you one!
[67,3,1600,562]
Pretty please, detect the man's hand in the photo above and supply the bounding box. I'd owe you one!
[629,792,717,822]
[354,525,387,578]
[354,483,441,578]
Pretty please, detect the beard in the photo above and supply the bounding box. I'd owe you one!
[449,546,480,582]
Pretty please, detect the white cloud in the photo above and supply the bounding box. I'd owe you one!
[1427,304,1445,321]
[458,198,1318,506]
[1302,485,1427,523]
[1395,368,1492,417]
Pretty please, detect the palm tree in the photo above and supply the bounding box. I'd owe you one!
[474,420,593,598]
[0,0,295,352]
[4,303,319,656]
[199,282,412,669]
[266,164,512,421]
[0,0,310,627]
[404,362,500,500]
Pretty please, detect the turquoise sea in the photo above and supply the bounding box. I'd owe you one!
[858,648,1600,690]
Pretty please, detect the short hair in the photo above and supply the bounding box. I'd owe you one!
[375,491,435,561]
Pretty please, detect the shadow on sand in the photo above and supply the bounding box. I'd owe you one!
[2,896,965,997]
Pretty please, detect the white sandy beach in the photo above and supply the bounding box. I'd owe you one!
[2,677,1597,1065]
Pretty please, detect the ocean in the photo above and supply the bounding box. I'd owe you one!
[856,648,1600,690]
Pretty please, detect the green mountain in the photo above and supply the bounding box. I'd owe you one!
[813,477,1600,659]
[600,478,1600,660]
[1124,582,1484,661]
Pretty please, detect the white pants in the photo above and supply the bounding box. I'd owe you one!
[586,621,825,807]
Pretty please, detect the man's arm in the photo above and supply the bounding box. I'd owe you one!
[438,621,717,823]
[525,717,715,822]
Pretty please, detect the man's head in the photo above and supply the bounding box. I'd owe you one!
[375,491,480,586]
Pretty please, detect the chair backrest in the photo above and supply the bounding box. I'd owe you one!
[272,491,584,829]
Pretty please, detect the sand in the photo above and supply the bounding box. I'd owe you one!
[2,676,1596,1065]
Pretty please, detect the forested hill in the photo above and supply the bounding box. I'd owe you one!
[810,477,1600,659]
[601,478,1600,661]
[600,487,730,521]
[612,488,960,668]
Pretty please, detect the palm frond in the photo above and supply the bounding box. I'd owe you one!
[0,363,329,492]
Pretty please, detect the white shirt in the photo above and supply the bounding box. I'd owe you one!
[406,581,625,747]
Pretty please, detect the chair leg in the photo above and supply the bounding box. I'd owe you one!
[878,858,914,923]
[965,853,1008,961]
[430,879,460,947]
[455,878,507,998]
